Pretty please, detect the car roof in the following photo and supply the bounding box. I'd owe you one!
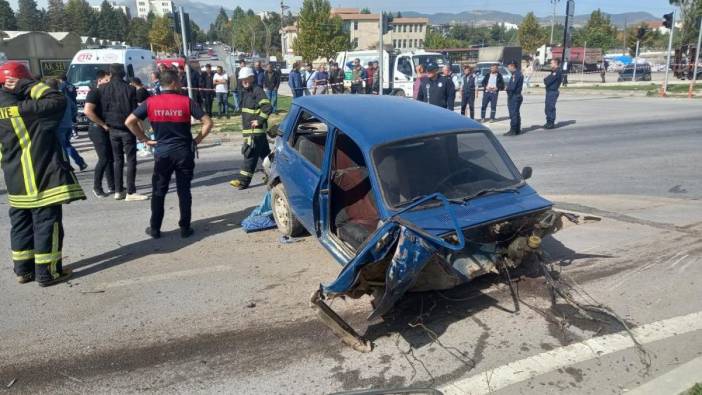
[293,95,485,147]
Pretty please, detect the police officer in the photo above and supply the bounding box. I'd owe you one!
[505,61,524,136]
[460,65,477,119]
[416,63,453,108]
[125,70,213,239]
[0,62,85,286]
[543,58,563,129]
[229,67,273,190]
[480,63,505,122]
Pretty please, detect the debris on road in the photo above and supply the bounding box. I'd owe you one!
[6,378,16,388]
[246,302,257,308]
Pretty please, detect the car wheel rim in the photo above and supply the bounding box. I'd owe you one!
[274,192,290,231]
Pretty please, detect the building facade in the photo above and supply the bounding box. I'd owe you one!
[332,9,428,51]
[135,0,174,19]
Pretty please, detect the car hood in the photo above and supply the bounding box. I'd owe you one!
[392,185,552,236]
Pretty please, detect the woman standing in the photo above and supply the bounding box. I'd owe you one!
[87,70,115,198]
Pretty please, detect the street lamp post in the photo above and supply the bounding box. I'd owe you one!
[663,11,675,96]
[689,16,702,98]
[550,0,560,45]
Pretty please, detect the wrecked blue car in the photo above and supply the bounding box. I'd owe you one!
[266,96,564,351]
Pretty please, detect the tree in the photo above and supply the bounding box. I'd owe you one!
[149,16,178,52]
[518,12,546,54]
[396,11,402,18]
[16,0,43,30]
[97,1,119,40]
[573,9,617,51]
[293,0,350,62]
[670,0,702,44]
[425,26,462,49]
[211,7,230,43]
[126,17,150,48]
[46,0,65,31]
[360,8,370,14]
[65,0,98,36]
[0,0,17,30]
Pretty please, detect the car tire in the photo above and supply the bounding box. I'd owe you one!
[393,89,406,97]
[271,183,305,237]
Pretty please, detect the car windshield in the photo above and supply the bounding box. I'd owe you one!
[373,131,521,208]
[66,63,109,86]
[413,55,448,68]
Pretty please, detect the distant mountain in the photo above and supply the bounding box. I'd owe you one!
[401,10,658,28]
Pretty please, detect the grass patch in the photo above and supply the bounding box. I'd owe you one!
[682,383,702,395]
[205,94,293,134]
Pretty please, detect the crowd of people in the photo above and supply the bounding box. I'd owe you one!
[286,57,564,136]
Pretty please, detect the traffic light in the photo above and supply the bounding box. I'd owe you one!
[382,14,394,34]
[662,12,673,29]
[636,26,647,40]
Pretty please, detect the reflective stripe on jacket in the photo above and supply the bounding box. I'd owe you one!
[0,79,86,208]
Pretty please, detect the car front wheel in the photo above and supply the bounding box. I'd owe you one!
[271,183,305,237]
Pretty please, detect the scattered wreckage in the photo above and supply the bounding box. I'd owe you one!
[263,96,612,352]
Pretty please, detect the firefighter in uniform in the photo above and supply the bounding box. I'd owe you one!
[0,62,85,286]
[229,67,273,190]
[125,70,213,239]
[544,58,563,130]
[416,63,453,108]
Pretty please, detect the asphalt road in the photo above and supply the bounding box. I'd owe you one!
[0,93,700,394]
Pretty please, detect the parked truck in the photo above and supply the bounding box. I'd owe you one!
[335,50,449,97]
[550,47,603,72]
[477,46,522,66]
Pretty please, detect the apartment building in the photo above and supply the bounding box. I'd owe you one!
[135,0,175,19]
[389,18,429,51]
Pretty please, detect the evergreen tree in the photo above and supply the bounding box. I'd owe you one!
[46,0,65,31]
[573,9,617,51]
[126,16,150,48]
[212,7,229,43]
[16,0,43,30]
[517,12,546,54]
[97,0,120,40]
[0,0,17,30]
[65,0,98,36]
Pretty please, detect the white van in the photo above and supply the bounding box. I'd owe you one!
[66,47,155,129]
[335,50,449,97]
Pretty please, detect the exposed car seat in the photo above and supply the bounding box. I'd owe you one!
[331,134,379,250]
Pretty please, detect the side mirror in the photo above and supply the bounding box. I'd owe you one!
[521,166,533,180]
[268,124,283,137]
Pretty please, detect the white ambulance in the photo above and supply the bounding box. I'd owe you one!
[66,47,155,129]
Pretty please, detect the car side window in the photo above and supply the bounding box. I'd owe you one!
[397,57,412,77]
[289,110,328,170]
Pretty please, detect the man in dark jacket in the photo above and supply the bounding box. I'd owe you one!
[254,61,265,88]
[0,62,85,286]
[461,65,477,119]
[328,62,344,94]
[504,61,524,136]
[416,63,453,108]
[480,63,505,122]
[200,64,215,116]
[230,67,273,190]
[85,63,147,201]
[543,58,563,129]
[288,61,304,98]
[263,63,281,112]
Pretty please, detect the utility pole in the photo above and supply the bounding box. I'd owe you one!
[689,16,702,98]
[581,41,586,84]
[663,11,675,95]
[561,0,575,75]
[378,13,384,96]
[179,6,193,100]
[632,39,640,81]
[550,0,560,45]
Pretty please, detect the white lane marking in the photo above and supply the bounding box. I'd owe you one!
[438,311,702,395]
[94,265,232,290]
[678,257,697,273]
[668,254,688,269]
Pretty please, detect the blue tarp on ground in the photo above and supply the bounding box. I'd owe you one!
[241,191,277,233]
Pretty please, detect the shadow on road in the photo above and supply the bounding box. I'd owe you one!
[66,206,255,280]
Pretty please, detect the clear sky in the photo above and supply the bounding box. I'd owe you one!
[9,0,675,17]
